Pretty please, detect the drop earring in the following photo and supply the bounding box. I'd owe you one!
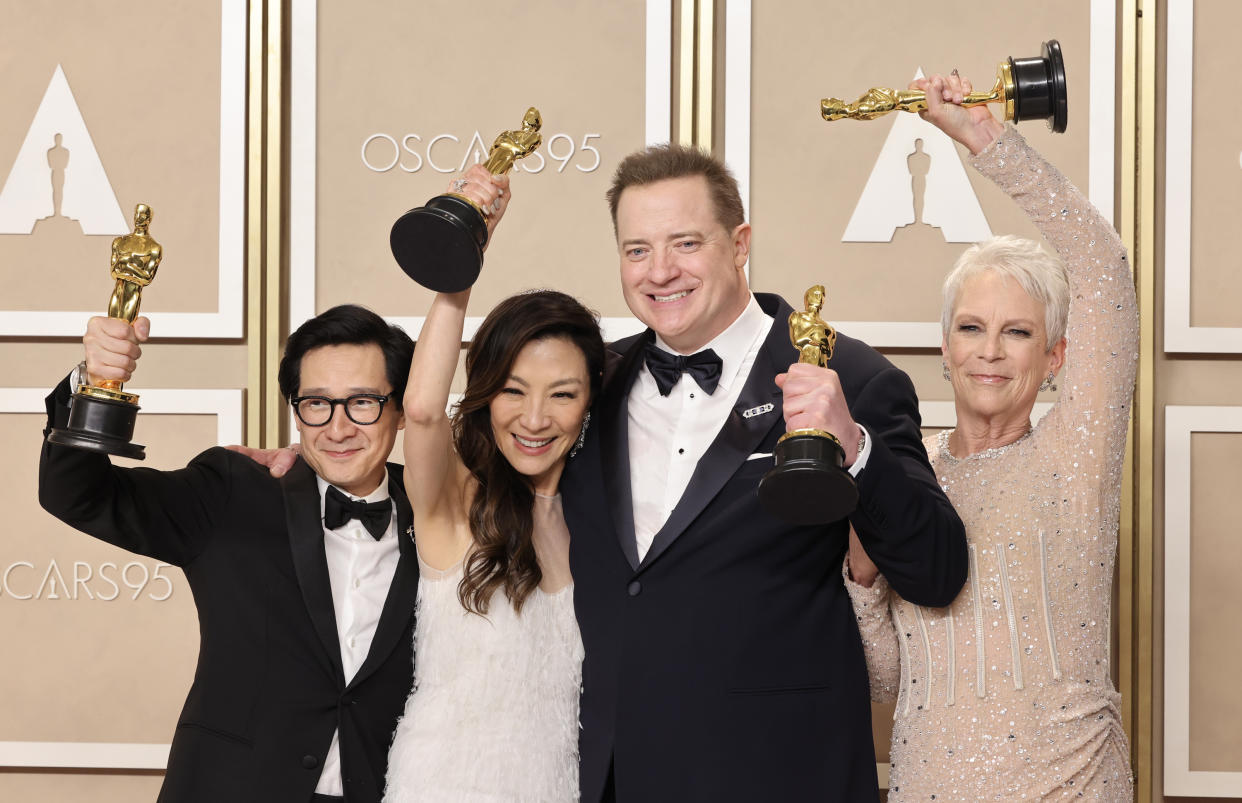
[569,410,591,458]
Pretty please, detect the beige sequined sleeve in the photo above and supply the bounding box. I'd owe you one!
[843,559,900,703]
[970,127,1139,485]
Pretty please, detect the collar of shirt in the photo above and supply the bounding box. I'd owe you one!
[315,475,394,539]
[643,293,772,399]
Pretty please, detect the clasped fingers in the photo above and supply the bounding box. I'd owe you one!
[777,363,860,464]
[448,164,511,218]
[83,315,147,384]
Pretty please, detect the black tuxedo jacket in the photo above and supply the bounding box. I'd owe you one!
[562,293,968,802]
[37,377,417,803]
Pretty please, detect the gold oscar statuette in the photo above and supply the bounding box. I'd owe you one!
[757,285,859,525]
[821,40,1068,133]
[390,107,544,292]
[47,203,163,460]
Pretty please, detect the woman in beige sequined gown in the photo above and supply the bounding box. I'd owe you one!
[845,73,1137,800]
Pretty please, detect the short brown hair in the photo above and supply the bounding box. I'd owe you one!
[606,143,745,236]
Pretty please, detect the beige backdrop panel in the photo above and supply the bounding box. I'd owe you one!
[0,342,250,391]
[746,3,1092,327]
[1188,1,1242,329]
[310,0,650,322]
[1156,1,1242,797]
[0,1,225,315]
[0,772,163,803]
[1188,431,1242,773]
[0,411,210,800]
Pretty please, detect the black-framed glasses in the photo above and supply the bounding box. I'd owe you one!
[290,393,393,426]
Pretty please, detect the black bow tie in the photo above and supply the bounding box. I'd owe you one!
[324,485,391,540]
[644,343,723,396]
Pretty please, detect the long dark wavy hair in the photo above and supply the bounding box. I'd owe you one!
[452,290,605,615]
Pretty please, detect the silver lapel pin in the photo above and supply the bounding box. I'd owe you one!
[742,403,775,419]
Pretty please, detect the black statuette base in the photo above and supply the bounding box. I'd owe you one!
[758,433,858,525]
[47,392,146,460]
[390,194,489,293]
[1010,40,1068,133]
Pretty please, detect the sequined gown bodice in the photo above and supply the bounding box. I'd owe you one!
[384,495,584,802]
[848,128,1137,801]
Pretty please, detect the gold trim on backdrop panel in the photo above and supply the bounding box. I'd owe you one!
[694,0,714,150]
[677,0,695,145]
[1118,0,1137,764]
[673,0,716,150]
[1134,0,1156,797]
[263,0,285,449]
[246,0,265,447]
[244,0,288,449]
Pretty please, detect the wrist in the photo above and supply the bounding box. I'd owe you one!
[846,424,865,466]
[969,120,1006,155]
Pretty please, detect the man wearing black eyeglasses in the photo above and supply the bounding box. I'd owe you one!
[38,304,417,803]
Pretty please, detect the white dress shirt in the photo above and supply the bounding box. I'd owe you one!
[627,294,873,561]
[628,295,773,560]
[313,476,401,796]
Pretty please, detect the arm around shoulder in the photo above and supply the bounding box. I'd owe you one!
[843,559,900,704]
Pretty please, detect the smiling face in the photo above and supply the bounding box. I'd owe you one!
[943,270,1066,430]
[488,336,590,495]
[295,343,403,497]
[616,175,752,354]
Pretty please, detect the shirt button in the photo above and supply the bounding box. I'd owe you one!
[353,577,361,589]
[627,581,642,597]
[302,754,318,769]
[348,637,356,648]
[678,448,684,454]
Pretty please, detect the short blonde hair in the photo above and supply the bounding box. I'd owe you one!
[941,235,1070,348]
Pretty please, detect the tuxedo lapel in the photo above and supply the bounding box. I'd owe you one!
[281,458,345,683]
[601,332,651,570]
[349,463,418,690]
[641,295,795,569]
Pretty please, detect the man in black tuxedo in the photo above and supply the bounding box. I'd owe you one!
[558,144,969,801]
[38,305,417,803]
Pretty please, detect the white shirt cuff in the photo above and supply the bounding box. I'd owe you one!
[847,424,871,478]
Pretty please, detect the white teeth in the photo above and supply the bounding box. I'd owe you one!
[653,290,689,302]
[515,435,553,448]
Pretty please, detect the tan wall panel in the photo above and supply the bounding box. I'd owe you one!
[0,1,225,314]
[1,412,205,747]
[1188,1,1242,329]
[1160,361,1242,408]
[0,343,249,390]
[1188,432,1242,772]
[0,772,163,803]
[310,0,651,321]
[747,2,1092,326]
